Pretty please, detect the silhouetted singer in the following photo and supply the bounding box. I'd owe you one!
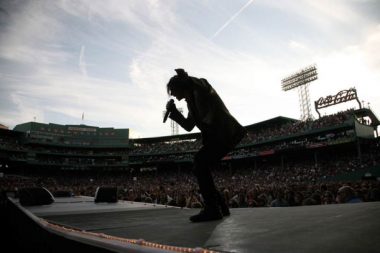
[164,68,246,222]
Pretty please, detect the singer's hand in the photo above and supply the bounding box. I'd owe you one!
[166,99,176,112]
[163,99,176,123]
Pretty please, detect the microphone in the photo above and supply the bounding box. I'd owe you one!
[163,99,174,123]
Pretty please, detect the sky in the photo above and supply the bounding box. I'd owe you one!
[0,0,379,138]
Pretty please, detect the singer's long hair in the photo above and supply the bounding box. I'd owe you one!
[167,70,192,96]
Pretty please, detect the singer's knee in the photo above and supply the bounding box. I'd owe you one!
[193,153,206,176]
[194,151,206,166]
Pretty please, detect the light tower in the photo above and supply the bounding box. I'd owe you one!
[281,65,318,121]
[170,107,183,135]
[163,107,183,135]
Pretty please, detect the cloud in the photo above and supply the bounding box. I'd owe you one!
[311,24,380,116]
[264,0,365,27]
[57,0,178,35]
[289,40,308,51]
[361,24,380,69]
[0,0,379,137]
[0,1,182,136]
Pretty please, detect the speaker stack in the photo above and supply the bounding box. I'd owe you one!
[94,186,118,203]
[19,187,55,206]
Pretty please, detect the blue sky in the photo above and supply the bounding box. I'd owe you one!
[0,0,379,137]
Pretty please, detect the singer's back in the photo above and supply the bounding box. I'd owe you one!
[187,77,246,147]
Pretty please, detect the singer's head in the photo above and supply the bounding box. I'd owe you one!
[166,68,192,101]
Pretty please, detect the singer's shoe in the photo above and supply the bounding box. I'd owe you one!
[216,193,230,216]
[220,202,230,216]
[189,207,223,222]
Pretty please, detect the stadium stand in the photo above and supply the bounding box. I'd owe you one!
[1,108,379,208]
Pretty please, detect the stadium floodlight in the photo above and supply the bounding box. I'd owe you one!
[281,64,318,121]
[281,65,318,91]
[163,107,183,135]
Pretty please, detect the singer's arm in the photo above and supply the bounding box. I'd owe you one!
[169,108,196,132]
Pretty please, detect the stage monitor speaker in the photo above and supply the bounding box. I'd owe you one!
[19,187,55,206]
[94,186,118,203]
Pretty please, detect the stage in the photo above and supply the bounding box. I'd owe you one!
[21,196,380,253]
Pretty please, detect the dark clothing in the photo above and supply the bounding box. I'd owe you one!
[193,142,230,207]
[169,76,246,208]
[169,77,246,147]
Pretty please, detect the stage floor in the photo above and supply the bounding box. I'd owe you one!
[25,197,380,253]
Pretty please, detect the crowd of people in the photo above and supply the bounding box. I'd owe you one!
[2,149,379,209]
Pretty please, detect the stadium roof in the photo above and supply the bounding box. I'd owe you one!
[131,116,299,143]
[354,108,380,127]
[131,131,201,143]
[244,116,299,131]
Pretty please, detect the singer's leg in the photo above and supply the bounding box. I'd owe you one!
[190,144,229,222]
